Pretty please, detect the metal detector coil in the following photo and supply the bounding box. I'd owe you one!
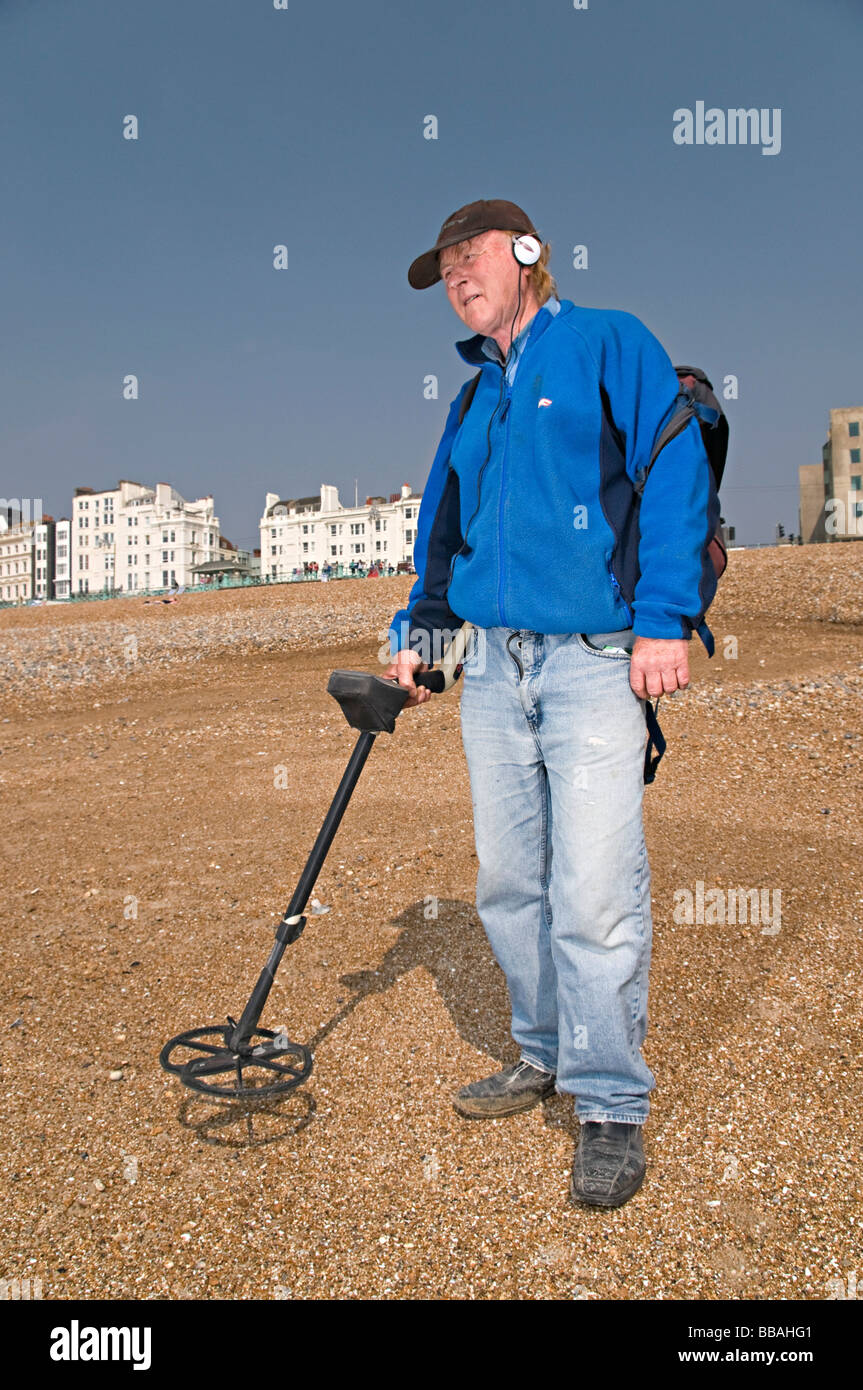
[159,1022,313,1100]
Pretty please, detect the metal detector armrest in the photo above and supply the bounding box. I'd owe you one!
[327,670,443,734]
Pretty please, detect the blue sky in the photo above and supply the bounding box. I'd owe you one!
[1,0,860,547]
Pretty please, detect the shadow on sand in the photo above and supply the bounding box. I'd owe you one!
[175,897,575,1144]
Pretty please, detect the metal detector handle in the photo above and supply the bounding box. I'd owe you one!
[411,621,475,695]
[414,669,445,694]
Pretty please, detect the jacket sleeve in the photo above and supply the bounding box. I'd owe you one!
[387,382,471,660]
[599,313,717,640]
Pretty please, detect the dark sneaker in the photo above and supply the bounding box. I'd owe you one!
[453,1060,556,1119]
[570,1121,646,1208]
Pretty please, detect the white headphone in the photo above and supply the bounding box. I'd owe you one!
[512,233,541,266]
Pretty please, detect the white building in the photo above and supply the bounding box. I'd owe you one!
[33,519,55,599]
[31,517,71,600]
[260,483,421,580]
[0,516,35,604]
[72,480,221,596]
[54,519,72,599]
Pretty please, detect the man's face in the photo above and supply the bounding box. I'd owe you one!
[438,229,530,342]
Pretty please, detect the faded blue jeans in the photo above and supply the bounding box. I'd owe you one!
[458,626,655,1123]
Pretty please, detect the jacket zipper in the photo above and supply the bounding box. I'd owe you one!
[497,381,513,625]
[609,566,633,625]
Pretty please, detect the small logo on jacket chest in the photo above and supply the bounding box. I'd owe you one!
[538,398,553,408]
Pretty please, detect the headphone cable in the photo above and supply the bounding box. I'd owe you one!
[446,250,526,589]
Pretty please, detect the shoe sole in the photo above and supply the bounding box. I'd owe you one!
[452,1087,556,1120]
[569,1165,646,1209]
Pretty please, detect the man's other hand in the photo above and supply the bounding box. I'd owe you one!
[381,648,433,708]
[629,636,690,700]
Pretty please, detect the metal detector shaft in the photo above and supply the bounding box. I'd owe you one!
[162,648,468,1099]
[228,728,377,1050]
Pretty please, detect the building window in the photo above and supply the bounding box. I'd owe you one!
[405,529,413,543]
[852,476,862,491]
[851,449,861,464]
[850,422,860,437]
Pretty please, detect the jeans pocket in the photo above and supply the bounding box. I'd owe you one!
[576,633,632,661]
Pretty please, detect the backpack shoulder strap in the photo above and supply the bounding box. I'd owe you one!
[644,699,666,784]
[457,371,482,427]
[635,396,697,494]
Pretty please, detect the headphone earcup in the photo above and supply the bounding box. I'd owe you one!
[512,234,541,266]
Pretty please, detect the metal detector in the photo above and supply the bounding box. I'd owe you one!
[159,624,473,1101]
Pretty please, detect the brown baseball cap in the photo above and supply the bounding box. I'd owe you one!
[408,198,540,289]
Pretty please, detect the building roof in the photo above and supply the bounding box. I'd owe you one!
[266,494,322,517]
[191,559,251,575]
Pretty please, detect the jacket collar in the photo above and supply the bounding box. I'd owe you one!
[455,296,568,367]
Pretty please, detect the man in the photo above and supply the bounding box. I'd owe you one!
[383,199,717,1208]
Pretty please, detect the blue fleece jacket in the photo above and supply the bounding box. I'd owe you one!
[389,298,718,656]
